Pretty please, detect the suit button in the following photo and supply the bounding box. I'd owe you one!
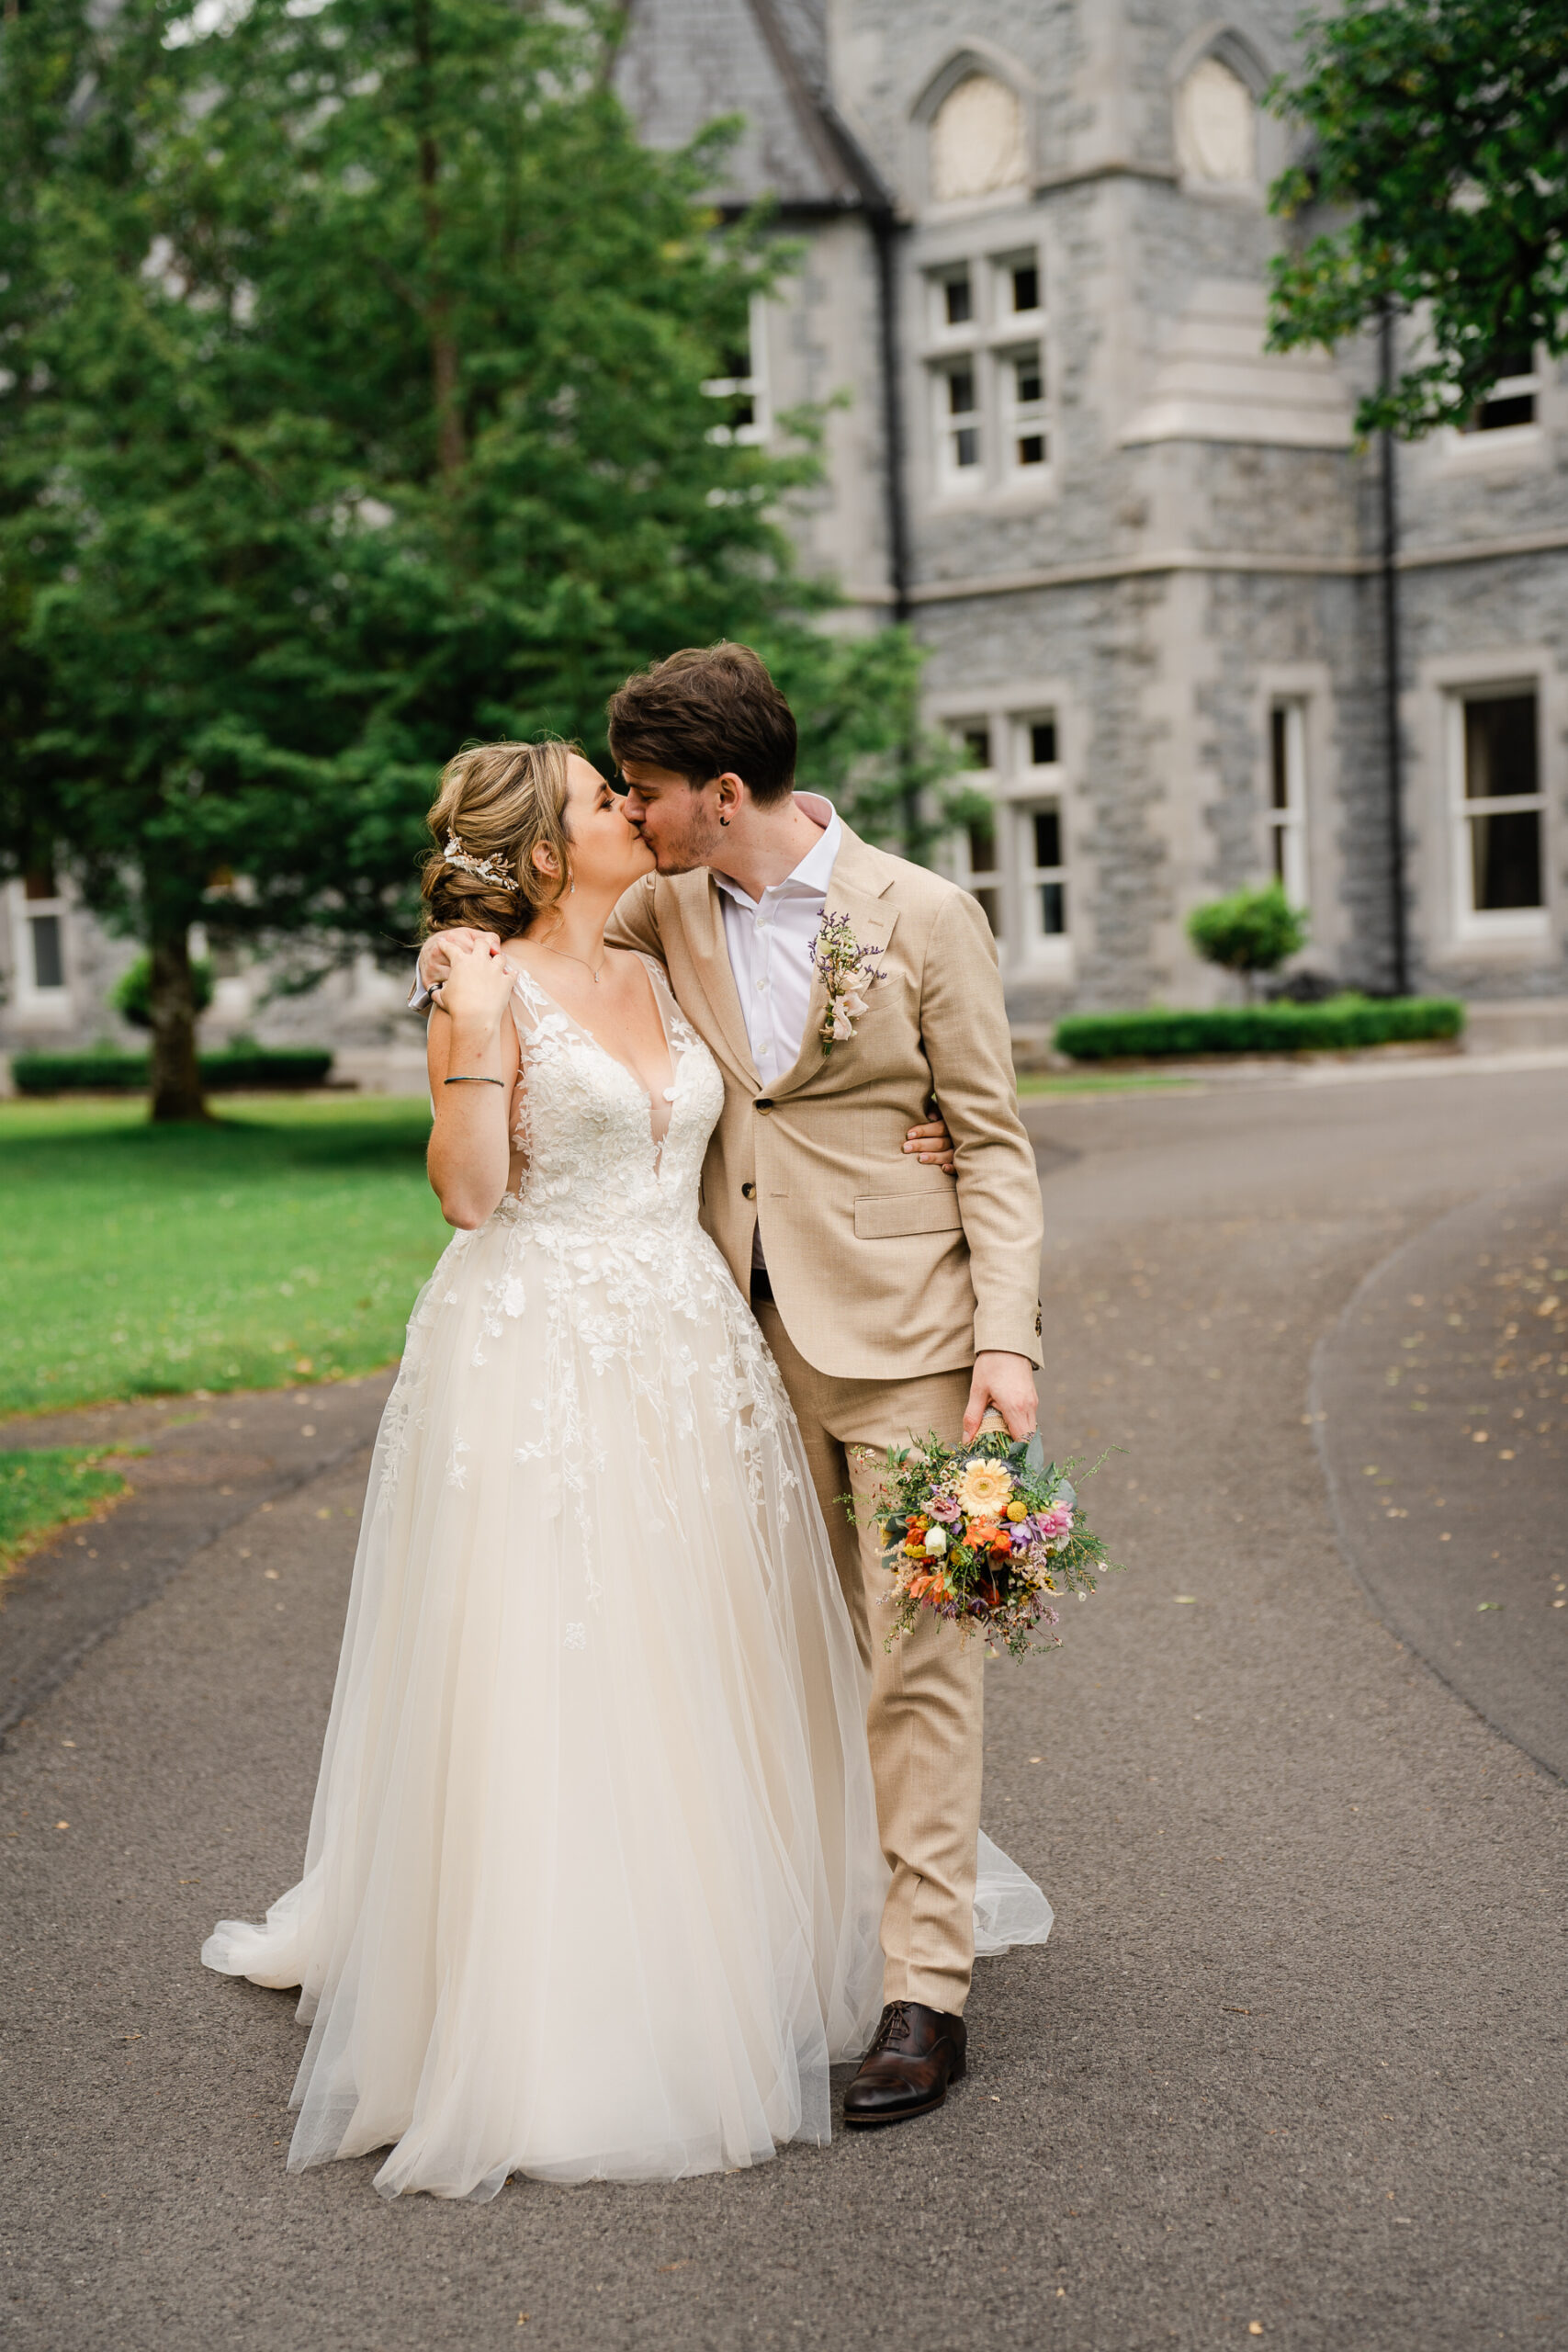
[755,1099,773,1114]
[741,1182,756,1200]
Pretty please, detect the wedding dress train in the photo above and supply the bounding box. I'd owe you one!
[204,959,1050,2199]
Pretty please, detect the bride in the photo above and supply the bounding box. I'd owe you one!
[203,738,1046,2201]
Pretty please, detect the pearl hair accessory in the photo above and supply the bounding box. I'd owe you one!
[442,832,519,891]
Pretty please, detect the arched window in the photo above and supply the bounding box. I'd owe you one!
[1176,52,1258,185]
[929,73,1029,205]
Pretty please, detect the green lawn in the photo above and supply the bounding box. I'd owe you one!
[0,1446,133,1577]
[1015,1071,1199,1097]
[0,1096,449,1418]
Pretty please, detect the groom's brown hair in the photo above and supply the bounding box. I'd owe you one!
[607,643,796,805]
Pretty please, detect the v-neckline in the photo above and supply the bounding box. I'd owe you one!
[514,956,681,1145]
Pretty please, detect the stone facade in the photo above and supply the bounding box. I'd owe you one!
[621,0,1568,1025]
[7,0,1565,1065]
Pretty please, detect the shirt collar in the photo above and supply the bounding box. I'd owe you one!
[714,794,841,912]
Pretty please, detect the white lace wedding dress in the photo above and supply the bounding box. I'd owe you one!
[203,958,1050,2200]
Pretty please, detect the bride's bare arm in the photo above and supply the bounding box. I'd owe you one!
[425,944,522,1228]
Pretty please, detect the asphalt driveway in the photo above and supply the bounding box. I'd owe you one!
[3,1056,1564,2352]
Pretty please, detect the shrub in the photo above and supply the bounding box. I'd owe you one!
[1187,884,1309,995]
[11,1046,334,1094]
[111,953,215,1029]
[1054,997,1465,1063]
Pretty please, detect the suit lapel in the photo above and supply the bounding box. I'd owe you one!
[768,826,899,1103]
[673,871,760,1091]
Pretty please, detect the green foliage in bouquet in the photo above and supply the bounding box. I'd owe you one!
[850,1426,1120,1659]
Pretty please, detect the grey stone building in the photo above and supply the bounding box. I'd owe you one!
[619,0,1568,1035]
[6,0,1565,1065]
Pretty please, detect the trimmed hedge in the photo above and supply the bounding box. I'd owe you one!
[1054,996,1465,1063]
[11,1046,334,1095]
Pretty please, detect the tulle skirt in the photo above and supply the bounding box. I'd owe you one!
[204,1204,1049,2200]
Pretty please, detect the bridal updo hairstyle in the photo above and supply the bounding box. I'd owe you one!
[420,740,574,939]
[606,642,795,805]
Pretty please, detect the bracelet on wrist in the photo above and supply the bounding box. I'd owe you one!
[444,1075,505,1086]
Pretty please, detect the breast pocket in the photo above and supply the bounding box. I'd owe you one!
[853,1191,964,1240]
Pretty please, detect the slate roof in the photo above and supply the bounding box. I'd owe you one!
[613,0,869,210]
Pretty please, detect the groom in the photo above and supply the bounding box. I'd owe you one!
[421,643,1044,2127]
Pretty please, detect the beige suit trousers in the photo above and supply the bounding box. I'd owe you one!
[756,1300,983,2017]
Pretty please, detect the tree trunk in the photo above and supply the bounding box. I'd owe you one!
[148,926,209,1123]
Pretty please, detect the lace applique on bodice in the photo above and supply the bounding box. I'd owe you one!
[505,957,723,1242]
[374,953,789,1536]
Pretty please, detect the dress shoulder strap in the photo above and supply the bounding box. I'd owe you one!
[635,952,674,1002]
[508,963,552,1033]
[635,953,694,1045]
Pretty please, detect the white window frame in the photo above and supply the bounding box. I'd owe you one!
[1268,699,1309,906]
[1461,349,1540,441]
[701,294,771,447]
[945,718,1004,941]
[920,243,1052,503]
[998,341,1048,480]
[1013,715,1069,963]
[1436,346,1545,471]
[995,251,1043,328]
[928,262,976,340]
[931,356,984,488]
[1448,685,1549,941]
[5,878,73,1023]
[931,684,1078,980]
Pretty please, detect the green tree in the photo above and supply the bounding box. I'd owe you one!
[110,952,214,1030]
[1187,883,1309,999]
[1266,1,1568,437]
[4,0,905,1117]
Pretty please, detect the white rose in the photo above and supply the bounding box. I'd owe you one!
[922,1527,948,1555]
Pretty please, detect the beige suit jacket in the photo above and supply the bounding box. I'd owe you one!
[606,821,1043,1383]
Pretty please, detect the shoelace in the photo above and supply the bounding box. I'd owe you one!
[869,2000,912,2055]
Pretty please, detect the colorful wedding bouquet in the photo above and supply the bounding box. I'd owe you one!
[856,1423,1118,1658]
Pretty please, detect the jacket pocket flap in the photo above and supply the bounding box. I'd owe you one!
[853,1190,964,1240]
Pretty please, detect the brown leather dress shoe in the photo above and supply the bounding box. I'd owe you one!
[842,1999,966,2129]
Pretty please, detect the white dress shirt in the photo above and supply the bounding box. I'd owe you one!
[711,792,840,1276]
[712,792,840,1087]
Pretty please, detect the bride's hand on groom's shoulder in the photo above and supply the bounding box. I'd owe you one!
[421,924,506,997]
[429,930,515,1026]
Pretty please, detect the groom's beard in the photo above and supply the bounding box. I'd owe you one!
[630,810,728,876]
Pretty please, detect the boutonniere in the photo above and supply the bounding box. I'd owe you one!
[812,910,886,1057]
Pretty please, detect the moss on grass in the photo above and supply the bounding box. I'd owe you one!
[0,1447,132,1578]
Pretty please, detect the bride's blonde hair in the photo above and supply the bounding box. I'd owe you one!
[420,741,575,937]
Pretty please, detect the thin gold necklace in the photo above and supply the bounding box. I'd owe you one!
[541,942,606,985]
